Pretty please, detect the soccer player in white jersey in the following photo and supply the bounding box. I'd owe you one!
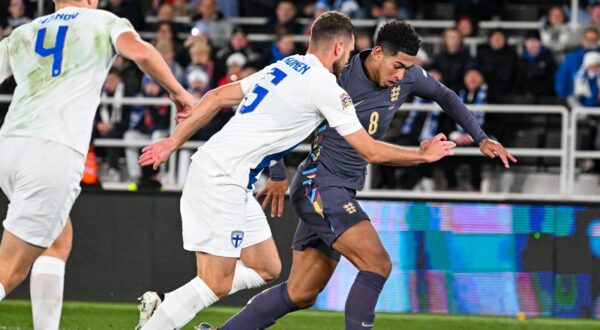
[0,0,193,328]
[136,11,456,330]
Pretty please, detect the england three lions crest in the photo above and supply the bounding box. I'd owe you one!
[390,86,401,102]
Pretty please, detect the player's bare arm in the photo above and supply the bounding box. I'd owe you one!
[343,129,456,165]
[115,32,194,113]
[138,82,245,169]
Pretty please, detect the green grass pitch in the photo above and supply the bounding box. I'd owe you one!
[0,299,599,329]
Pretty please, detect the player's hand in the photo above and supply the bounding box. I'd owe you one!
[419,133,456,163]
[171,90,195,123]
[138,138,176,170]
[479,139,517,169]
[256,179,289,218]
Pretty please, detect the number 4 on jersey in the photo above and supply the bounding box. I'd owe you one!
[239,67,287,114]
[35,26,68,77]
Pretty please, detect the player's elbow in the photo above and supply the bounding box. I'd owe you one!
[360,147,383,164]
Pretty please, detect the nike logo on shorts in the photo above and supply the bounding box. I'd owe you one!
[361,321,374,327]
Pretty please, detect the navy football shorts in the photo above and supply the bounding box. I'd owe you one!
[290,169,370,261]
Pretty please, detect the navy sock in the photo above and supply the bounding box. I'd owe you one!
[345,271,387,330]
[220,282,299,330]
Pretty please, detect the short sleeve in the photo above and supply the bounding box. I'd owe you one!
[106,13,137,49]
[311,74,362,136]
[0,38,12,82]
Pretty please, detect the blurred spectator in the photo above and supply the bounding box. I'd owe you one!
[444,67,487,191]
[5,0,30,32]
[373,0,398,40]
[154,21,188,67]
[216,0,239,17]
[217,52,246,86]
[102,0,144,30]
[352,29,373,57]
[573,51,600,107]
[515,31,556,103]
[124,75,170,184]
[588,0,600,26]
[157,3,176,21]
[155,3,189,34]
[187,69,210,98]
[541,6,577,61]
[192,0,231,48]
[476,29,517,103]
[93,70,129,182]
[332,0,362,19]
[555,27,600,99]
[432,28,473,93]
[185,43,214,88]
[173,0,189,16]
[456,15,476,38]
[215,27,263,81]
[267,32,296,63]
[111,56,143,96]
[264,0,303,35]
[303,1,330,44]
[156,40,185,84]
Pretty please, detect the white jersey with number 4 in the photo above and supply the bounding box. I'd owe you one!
[0,7,135,155]
[198,53,363,189]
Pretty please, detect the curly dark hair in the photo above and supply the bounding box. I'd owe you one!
[375,20,420,56]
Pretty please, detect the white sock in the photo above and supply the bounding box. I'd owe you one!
[30,256,65,330]
[0,283,5,301]
[142,277,218,330]
[229,260,267,295]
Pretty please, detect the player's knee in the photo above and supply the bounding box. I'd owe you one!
[207,281,233,298]
[362,251,392,278]
[379,255,392,278]
[46,238,72,261]
[263,259,282,282]
[3,264,30,292]
[288,286,319,309]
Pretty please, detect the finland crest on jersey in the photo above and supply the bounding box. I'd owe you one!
[197,54,363,190]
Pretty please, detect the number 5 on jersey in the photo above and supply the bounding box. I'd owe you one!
[239,67,287,114]
[35,26,69,77]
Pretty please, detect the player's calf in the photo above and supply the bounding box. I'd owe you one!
[0,231,44,294]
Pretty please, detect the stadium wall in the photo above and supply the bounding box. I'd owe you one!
[1,191,599,319]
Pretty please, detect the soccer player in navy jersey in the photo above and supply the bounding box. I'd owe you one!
[198,20,516,330]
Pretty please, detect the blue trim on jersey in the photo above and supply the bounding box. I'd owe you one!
[247,143,300,189]
[317,124,328,133]
[302,168,318,175]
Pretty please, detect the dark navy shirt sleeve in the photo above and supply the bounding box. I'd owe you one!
[269,159,287,181]
[410,66,488,143]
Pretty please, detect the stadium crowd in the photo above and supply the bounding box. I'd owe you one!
[0,0,598,191]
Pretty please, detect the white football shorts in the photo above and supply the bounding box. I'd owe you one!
[0,137,83,248]
[180,150,272,257]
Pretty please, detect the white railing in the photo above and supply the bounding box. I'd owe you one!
[397,103,569,194]
[568,106,600,194]
[143,16,543,31]
[0,95,580,198]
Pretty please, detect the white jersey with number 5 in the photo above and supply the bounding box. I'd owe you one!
[198,54,363,189]
[0,7,135,155]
